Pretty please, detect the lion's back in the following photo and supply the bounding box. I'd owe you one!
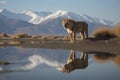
[67,59,88,69]
[73,21,88,33]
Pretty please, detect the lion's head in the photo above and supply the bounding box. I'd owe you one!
[61,18,75,30]
[62,63,75,73]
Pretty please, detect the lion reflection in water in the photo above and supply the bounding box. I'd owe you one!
[62,18,88,43]
[62,50,88,73]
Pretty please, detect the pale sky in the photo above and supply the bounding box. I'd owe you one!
[0,0,120,21]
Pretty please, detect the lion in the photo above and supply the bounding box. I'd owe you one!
[62,18,88,43]
[62,50,88,73]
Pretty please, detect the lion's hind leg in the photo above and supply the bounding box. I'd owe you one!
[80,32,84,40]
[67,29,74,43]
[84,31,88,39]
[80,52,88,61]
[79,52,88,68]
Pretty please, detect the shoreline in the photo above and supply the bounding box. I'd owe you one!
[0,37,120,54]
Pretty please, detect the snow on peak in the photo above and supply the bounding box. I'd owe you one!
[34,11,52,17]
[98,18,114,26]
[23,10,42,24]
[37,10,71,24]
[0,8,10,13]
[54,10,68,16]
[0,8,4,12]
[45,10,68,19]
[24,10,38,18]
[22,10,53,24]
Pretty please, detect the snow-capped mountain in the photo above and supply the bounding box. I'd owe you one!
[0,9,114,25]
[29,10,114,26]
[0,9,117,35]
[22,10,52,24]
[0,13,34,34]
[15,10,115,35]
[0,8,31,21]
[0,9,52,24]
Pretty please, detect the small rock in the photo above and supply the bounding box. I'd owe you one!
[117,42,120,44]
[105,40,108,43]
[0,61,10,65]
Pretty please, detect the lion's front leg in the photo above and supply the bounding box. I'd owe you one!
[68,33,75,43]
[67,50,76,64]
[71,33,76,43]
[67,29,74,43]
[68,33,73,43]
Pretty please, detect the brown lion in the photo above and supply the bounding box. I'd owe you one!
[62,18,88,43]
[62,50,88,73]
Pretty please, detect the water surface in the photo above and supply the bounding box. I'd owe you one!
[0,46,120,80]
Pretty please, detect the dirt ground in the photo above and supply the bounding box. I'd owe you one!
[0,36,120,54]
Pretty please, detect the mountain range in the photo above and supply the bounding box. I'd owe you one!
[0,8,117,35]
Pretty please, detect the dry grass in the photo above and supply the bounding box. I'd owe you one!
[9,41,22,44]
[10,33,31,39]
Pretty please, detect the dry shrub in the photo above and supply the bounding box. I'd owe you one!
[0,61,10,65]
[93,27,117,39]
[40,36,48,40]
[0,32,8,38]
[15,33,30,38]
[114,24,120,37]
[10,33,31,39]
[93,53,120,66]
